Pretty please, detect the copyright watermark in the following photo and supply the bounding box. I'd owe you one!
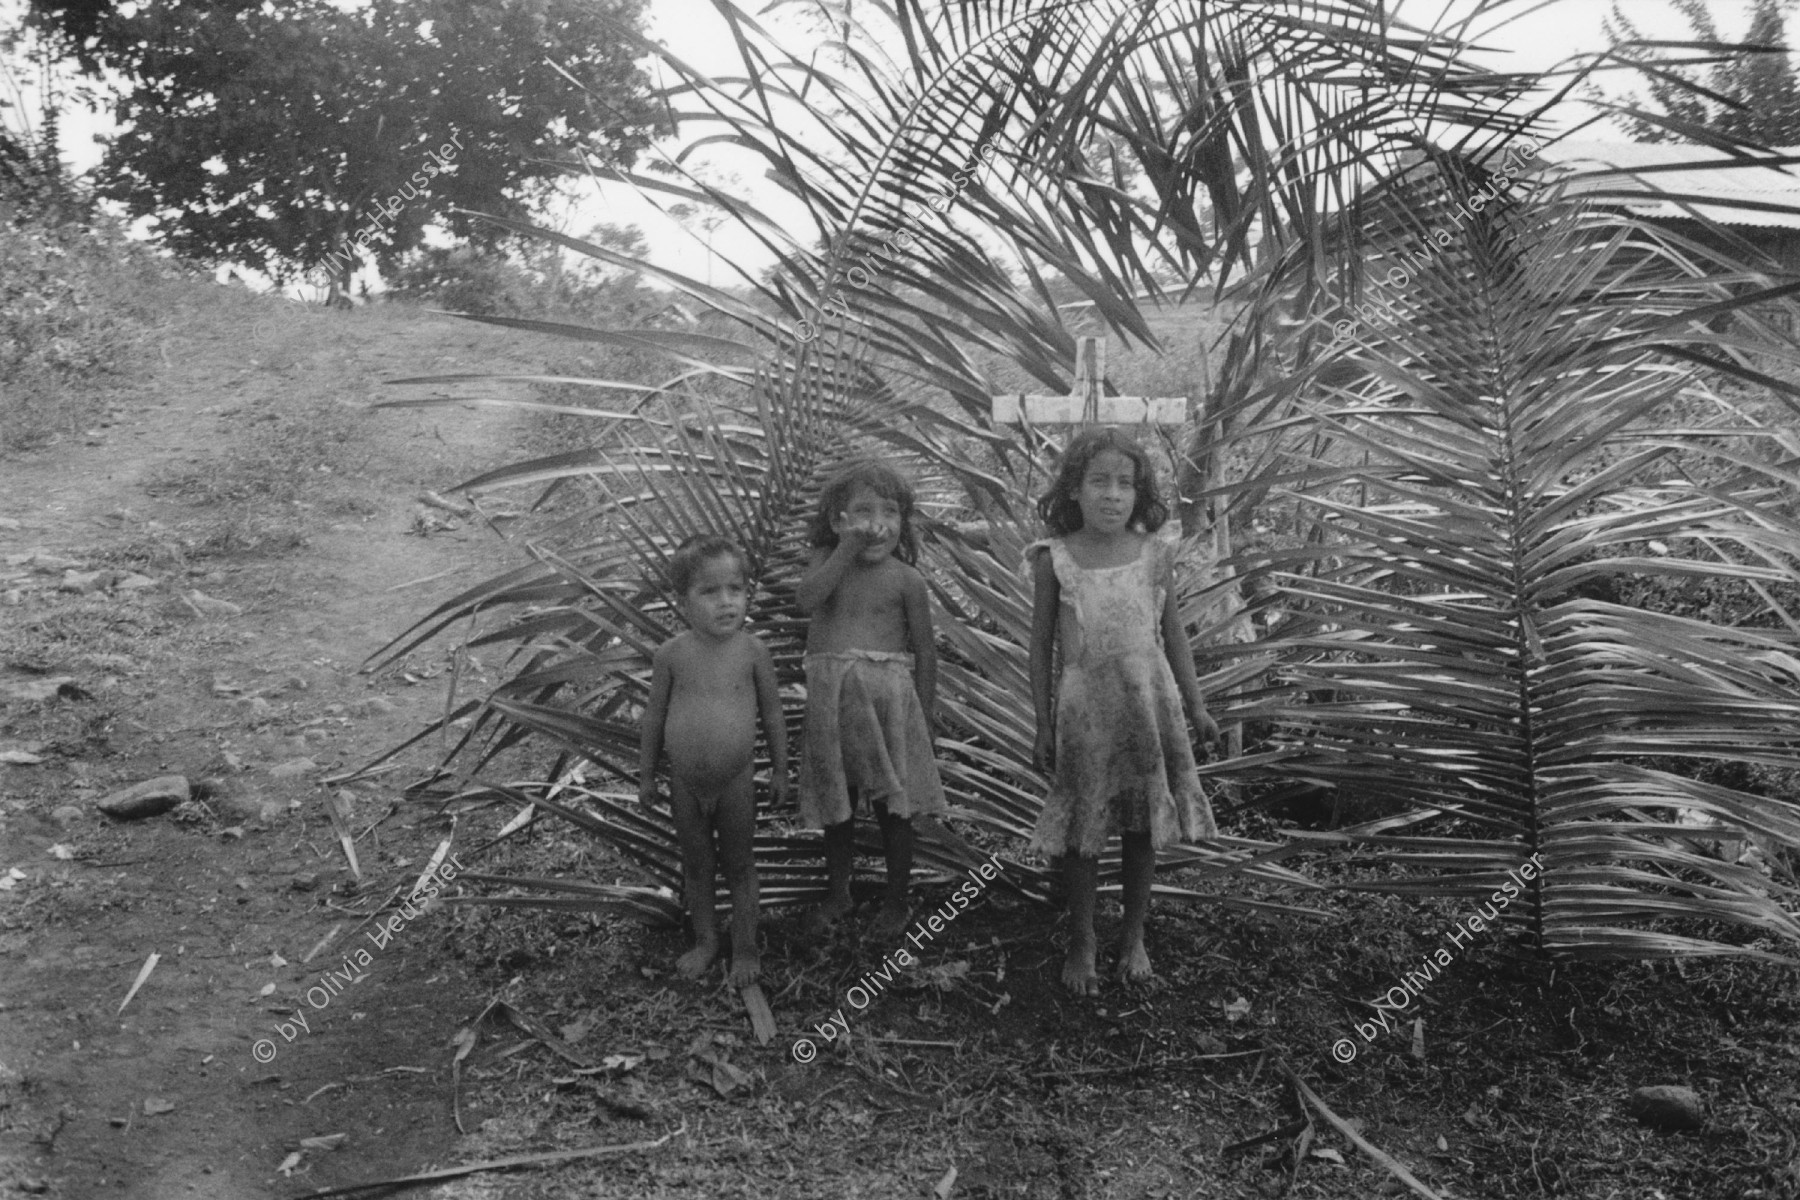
[1325,137,1539,349]
[1330,853,1543,1060]
[793,854,1004,1063]
[248,855,466,1062]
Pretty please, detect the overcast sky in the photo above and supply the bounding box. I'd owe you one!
[15,0,1786,291]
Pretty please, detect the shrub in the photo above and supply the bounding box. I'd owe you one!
[0,215,187,452]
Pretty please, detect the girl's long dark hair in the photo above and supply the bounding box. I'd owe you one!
[1036,427,1168,536]
[809,459,920,565]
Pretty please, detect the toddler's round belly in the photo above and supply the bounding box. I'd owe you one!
[663,701,758,789]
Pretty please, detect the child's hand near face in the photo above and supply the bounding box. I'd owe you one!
[840,514,884,549]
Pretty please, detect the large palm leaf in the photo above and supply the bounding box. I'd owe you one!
[1208,171,1800,961]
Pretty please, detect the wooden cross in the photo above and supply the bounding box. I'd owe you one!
[991,337,1187,427]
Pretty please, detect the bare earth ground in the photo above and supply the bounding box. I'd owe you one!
[3,282,1798,1200]
[0,288,545,1198]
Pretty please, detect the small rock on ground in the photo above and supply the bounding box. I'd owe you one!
[0,677,77,704]
[1626,1085,1704,1131]
[268,757,318,781]
[97,775,191,820]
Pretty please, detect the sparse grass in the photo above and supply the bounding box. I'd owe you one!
[138,393,384,557]
[0,215,200,452]
[147,394,374,507]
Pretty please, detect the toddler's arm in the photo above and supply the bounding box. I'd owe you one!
[637,645,674,808]
[902,568,937,736]
[752,638,789,806]
[1160,570,1220,748]
[1028,549,1059,771]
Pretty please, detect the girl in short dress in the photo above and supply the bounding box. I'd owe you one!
[1028,428,1219,993]
[796,459,948,941]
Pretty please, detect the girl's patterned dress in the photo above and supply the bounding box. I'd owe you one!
[1029,535,1215,855]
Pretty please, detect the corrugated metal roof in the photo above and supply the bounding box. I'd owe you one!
[1530,140,1800,231]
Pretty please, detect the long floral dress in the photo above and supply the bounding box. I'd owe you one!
[1029,535,1215,855]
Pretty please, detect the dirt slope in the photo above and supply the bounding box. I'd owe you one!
[0,284,559,1199]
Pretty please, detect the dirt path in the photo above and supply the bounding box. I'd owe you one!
[0,288,565,1199]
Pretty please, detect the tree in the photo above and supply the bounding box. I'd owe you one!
[1601,0,1800,144]
[366,0,1800,967]
[40,0,665,300]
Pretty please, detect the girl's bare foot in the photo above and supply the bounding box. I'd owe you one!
[802,893,854,936]
[1062,935,1100,995]
[675,938,719,979]
[868,899,911,943]
[1117,938,1153,985]
[726,949,760,988]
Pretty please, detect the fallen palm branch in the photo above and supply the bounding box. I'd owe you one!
[442,778,1328,926]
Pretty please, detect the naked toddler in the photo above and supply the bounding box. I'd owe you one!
[638,534,788,985]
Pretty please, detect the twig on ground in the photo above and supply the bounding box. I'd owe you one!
[1222,1117,1310,1157]
[418,490,476,518]
[319,788,361,880]
[283,1124,683,1199]
[1283,1063,1446,1200]
[301,923,344,965]
[353,803,398,844]
[1028,1048,1263,1080]
[117,951,160,1015]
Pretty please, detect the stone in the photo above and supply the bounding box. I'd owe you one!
[291,872,319,891]
[1626,1085,1704,1132]
[114,573,157,591]
[27,552,82,574]
[0,677,77,704]
[58,569,109,594]
[97,775,191,820]
[185,590,244,618]
[350,696,399,717]
[269,757,318,781]
[51,805,85,825]
[0,517,21,531]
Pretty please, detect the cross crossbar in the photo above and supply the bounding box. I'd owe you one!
[991,337,1187,426]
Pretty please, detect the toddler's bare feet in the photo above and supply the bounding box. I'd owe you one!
[868,899,911,943]
[726,949,760,988]
[802,893,853,936]
[1117,939,1153,985]
[1061,935,1100,996]
[675,938,719,980]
